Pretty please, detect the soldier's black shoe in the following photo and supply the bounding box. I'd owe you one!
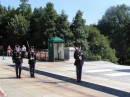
[77,80,81,83]
[30,75,33,78]
[31,75,35,78]
[17,76,21,79]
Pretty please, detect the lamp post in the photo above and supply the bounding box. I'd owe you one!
[0,36,4,60]
[2,48,5,60]
[0,36,2,56]
[43,41,47,60]
[43,41,46,49]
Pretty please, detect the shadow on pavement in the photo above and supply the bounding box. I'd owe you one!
[0,77,17,79]
[0,76,30,79]
[8,64,130,97]
[42,81,66,84]
[116,69,130,72]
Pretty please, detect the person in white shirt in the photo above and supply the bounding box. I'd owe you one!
[22,45,26,58]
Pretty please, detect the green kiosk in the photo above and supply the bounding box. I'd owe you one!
[48,37,65,62]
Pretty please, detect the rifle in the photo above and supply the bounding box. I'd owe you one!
[26,41,30,58]
[26,41,30,52]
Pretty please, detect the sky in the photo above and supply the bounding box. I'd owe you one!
[0,0,130,25]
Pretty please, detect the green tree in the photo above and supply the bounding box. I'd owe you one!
[30,7,44,48]
[0,6,20,46]
[5,7,19,46]
[8,14,30,44]
[124,20,130,64]
[41,2,58,40]
[70,10,89,57]
[0,4,6,25]
[0,4,8,46]
[87,26,118,63]
[98,4,130,64]
[56,10,73,46]
[0,4,6,29]
[17,0,32,20]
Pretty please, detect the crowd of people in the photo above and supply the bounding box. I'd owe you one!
[0,45,48,60]
[0,44,84,82]
[6,45,27,57]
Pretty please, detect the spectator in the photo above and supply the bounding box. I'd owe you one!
[22,45,26,58]
[7,45,12,56]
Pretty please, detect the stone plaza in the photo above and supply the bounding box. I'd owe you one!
[0,56,130,97]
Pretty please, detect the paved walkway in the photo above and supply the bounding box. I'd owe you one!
[0,56,130,97]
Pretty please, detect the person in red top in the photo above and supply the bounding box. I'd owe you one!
[7,45,12,56]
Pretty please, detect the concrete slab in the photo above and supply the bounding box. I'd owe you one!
[0,57,130,97]
[105,72,130,76]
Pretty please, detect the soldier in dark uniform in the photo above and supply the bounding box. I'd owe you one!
[28,46,36,78]
[74,45,84,82]
[12,45,23,78]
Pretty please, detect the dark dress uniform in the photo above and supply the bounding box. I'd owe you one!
[74,49,84,82]
[12,49,23,78]
[28,50,36,78]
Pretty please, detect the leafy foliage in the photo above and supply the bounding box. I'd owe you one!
[70,10,89,52]
[3,1,130,64]
[56,10,73,46]
[98,4,130,64]
[41,2,57,39]
[8,14,29,35]
[17,0,32,20]
[87,26,118,63]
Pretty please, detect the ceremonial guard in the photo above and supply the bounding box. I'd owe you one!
[12,45,23,78]
[74,45,84,82]
[28,46,36,78]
